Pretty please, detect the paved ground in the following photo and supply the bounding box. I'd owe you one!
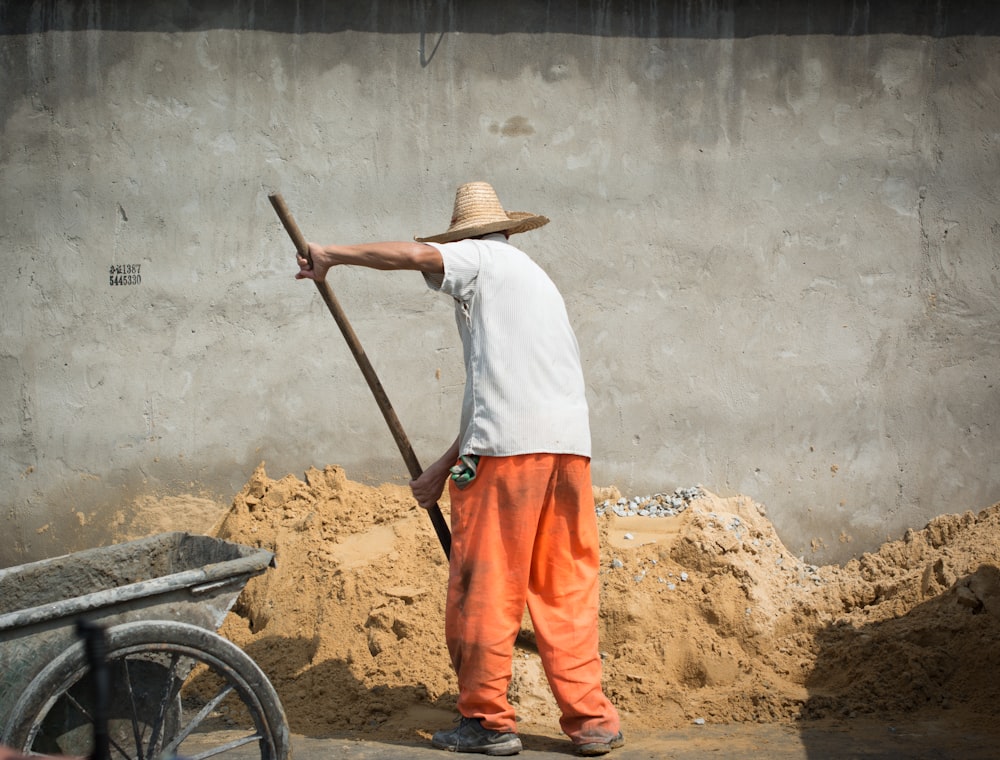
[275,719,1000,760]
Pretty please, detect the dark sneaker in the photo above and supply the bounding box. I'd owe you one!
[431,716,522,755]
[574,730,625,756]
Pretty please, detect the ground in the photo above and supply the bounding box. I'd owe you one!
[195,462,999,757]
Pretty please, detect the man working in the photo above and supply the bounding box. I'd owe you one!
[295,181,622,756]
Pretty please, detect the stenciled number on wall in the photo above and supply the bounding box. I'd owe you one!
[109,263,142,286]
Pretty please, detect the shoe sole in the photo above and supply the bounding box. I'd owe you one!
[574,735,625,756]
[432,738,522,756]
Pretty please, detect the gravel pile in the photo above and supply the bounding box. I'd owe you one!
[596,486,704,518]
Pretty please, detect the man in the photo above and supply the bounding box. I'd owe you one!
[295,181,622,756]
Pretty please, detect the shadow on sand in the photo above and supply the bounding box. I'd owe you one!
[799,564,1000,759]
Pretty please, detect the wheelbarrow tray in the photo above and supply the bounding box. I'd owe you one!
[0,531,274,721]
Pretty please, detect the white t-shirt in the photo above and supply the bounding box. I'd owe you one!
[424,234,591,458]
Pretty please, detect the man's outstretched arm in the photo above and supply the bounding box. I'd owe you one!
[296,241,444,281]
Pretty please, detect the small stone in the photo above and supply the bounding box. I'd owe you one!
[955,585,982,610]
[383,586,429,603]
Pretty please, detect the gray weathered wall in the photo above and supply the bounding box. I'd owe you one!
[1,1,998,566]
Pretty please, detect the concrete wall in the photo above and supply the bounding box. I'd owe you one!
[2,1,998,566]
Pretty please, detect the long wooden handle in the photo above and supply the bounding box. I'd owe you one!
[269,192,452,559]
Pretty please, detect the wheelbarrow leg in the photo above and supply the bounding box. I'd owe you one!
[76,619,111,760]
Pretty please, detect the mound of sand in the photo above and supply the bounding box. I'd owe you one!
[215,462,1000,738]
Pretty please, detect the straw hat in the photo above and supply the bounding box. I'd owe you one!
[415,181,549,244]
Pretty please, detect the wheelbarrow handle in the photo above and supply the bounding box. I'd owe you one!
[268,193,452,559]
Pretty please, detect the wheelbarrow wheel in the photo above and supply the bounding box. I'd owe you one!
[5,620,289,760]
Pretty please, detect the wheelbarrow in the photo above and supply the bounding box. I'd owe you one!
[0,532,289,759]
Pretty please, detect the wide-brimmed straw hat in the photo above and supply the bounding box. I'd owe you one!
[415,181,549,244]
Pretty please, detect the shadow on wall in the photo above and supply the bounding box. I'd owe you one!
[2,0,999,38]
[800,564,1000,758]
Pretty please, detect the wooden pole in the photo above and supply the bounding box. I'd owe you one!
[268,193,451,559]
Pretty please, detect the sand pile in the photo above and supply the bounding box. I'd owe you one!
[215,462,1000,738]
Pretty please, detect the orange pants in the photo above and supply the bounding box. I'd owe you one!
[445,453,620,744]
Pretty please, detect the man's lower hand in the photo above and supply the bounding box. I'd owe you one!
[410,466,449,510]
